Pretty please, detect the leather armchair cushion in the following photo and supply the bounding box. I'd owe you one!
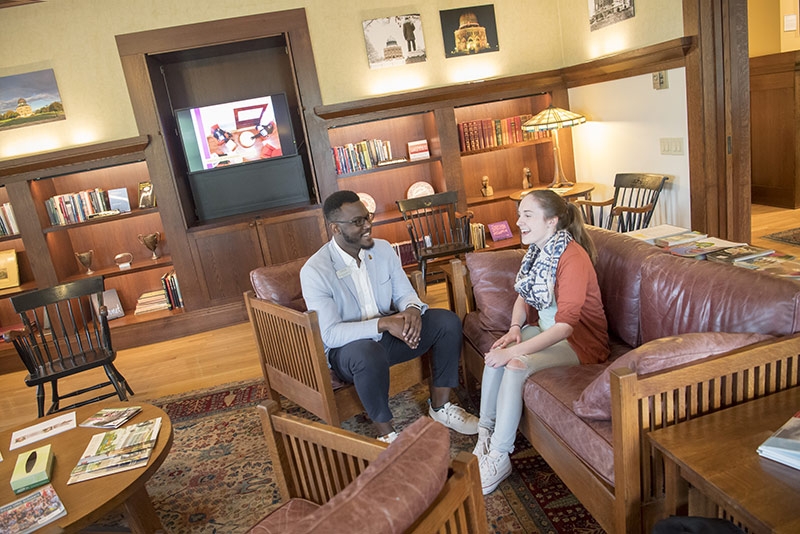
[279,416,450,534]
[465,248,529,333]
[249,499,320,534]
[573,332,774,421]
[250,257,309,312]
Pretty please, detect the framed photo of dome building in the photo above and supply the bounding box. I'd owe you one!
[439,4,499,58]
[0,69,65,131]
[362,14,427,70]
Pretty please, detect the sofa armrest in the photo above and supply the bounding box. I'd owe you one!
[443,258,473,321]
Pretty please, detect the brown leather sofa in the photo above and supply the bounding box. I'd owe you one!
[450,226,800,534]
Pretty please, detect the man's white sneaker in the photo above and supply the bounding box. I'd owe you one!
[479,450,512,495]
[428,400,479,435]
[377,431,398,444]
[472,426,491,458]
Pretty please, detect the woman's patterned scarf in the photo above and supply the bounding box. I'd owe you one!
[514,230,572,311]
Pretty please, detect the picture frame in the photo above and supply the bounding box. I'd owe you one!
[589,0,635,32]
[138,182,156,209]
[0,249,20,289]
[362,14,427,69]
[0,69,65,132]
[487,220,513,242]
[439,4,499,58]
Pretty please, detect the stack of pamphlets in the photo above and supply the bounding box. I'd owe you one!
[624,224,689,245]
[666,236,747,260]
[0,484,66,534]
[706,244,775,264]
[654,230,708,248]
[734,253,800,279]
[67,417,162,484]
[79,406,142,429]
[757,410,800,470]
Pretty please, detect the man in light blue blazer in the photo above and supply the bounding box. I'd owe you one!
[301,190,478,443]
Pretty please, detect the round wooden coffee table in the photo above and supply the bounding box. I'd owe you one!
[509,182,595,202]
[0,402,173,533]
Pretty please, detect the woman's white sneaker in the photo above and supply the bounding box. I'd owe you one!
[479,450,511,495]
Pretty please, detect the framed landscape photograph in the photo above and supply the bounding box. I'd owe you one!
[0,69,65,131]
[439,4,499,58]
[362,14,427,69]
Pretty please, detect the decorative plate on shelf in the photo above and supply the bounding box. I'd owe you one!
[406,181,435,199]
[357,192,376,213]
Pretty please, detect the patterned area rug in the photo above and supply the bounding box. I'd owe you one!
[90,380,605,533]
[764,227,800,246]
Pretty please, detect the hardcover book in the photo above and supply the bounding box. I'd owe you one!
[407,139,430,161]
[107,187,131,212]
[90,288,125,320]
[757,410,800,470]
[487,220,513,242]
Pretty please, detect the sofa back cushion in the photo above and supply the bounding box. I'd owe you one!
[465,248,528,333]
[586,227,666,347]
[638,254,800,342]
[286,417,450,533]
[250,258,309,312]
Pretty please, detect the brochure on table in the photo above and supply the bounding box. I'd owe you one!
[0,484,66,534]
[9,412,76,451]
[757,410,800,470]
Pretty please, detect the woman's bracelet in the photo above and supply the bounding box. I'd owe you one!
[510,323,522,329]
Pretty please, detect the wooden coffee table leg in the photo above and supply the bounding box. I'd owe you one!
[123,486,164,533]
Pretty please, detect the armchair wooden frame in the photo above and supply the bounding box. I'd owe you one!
[396,191,474,286]
[256,399,488,533]
[576,173,668,232]
[244,271,429,427]
[447,259,800,533]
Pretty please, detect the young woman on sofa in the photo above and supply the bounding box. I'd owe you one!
[475,189,610,494]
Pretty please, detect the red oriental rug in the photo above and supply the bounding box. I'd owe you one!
[89,380,605,533]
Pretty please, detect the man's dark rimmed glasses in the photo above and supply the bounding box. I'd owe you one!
[331,213,374,227]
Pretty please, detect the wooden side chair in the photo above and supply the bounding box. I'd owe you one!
[576,173,668,232]
[396,191,474,286]
[251,399,488,533]
[245,258,429,427]
[5,276,132,418]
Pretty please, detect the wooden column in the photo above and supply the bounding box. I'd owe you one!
[683,0,751,242]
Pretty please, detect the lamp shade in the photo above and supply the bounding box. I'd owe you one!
[522,105,586,132]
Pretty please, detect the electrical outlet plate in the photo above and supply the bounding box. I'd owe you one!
[652,71,669,90]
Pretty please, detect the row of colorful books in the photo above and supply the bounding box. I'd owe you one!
[0,202,19,236]
[457,114,547,153]
[133,270,183,315]
[626,224,800,279]
[331,139,399,175]
[44,188,112,226]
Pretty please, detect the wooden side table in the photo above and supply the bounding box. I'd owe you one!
[648,387,800,534]
[509,182,595,202]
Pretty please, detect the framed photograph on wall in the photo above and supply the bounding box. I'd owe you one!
[362,14,427,69]
[589,0,635,32]
[0,69,65,131]
[439,4,499,58]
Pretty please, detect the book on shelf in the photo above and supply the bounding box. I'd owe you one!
[391,240,418,266]
[654,230,708,248]
[107,187,131,213]
[624,224,689,244]
[44,188,111,226]
[666,236,747,260]
[0,484,66,534]
[331,139,396,175]
[133,288,171,315]
[67,417,162,484]
[0,202,18,236]
[79,406,142,429]
[487,220,514,242]
[734,253,800,278]
[757,410,800,470]
[10,444,54,494]
[706,244,775,264]
[90,288,125,320]
[0,249,20,289]
[470,222,487,249]
[407,139,430,161]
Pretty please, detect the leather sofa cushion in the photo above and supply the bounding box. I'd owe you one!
[586,227,666,347]
[250,257,309,312]
[249,499,320,534]
[524,364,615,485]
[573,332,774,421]
[638,254,800,342]
[465,248,528,333]
[277,416,450,534]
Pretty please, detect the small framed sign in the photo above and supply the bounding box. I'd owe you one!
[487,220,513,242]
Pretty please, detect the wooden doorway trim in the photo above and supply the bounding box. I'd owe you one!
[683,0,751,242]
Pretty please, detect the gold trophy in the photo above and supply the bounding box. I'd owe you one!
[138,232,161,260]
[75,250,95,275]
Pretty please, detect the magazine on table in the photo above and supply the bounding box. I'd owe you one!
[667,236,747,260]
[706,244,775,264]
[654,230,708,248]
[733,253,800,279]
[623,224,689,244]
[79,406,142,429]
[68,417,161,484]
[0,484,66,534]
[757,410,800,470]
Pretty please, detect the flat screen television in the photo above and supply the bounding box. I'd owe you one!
[175,93,297,173]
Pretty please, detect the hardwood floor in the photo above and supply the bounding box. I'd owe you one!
[0,205,797,433]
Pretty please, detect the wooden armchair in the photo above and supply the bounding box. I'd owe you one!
[5,276,132,418]
[245,259,429,427]
[396,191,474,286]
[576,173,668,232]
[252,399,487,533]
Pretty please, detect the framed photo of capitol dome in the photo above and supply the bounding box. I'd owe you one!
[439,4,499,58]
[0,69,65,131]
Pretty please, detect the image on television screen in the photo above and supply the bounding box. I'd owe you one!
[175,94,297,173]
